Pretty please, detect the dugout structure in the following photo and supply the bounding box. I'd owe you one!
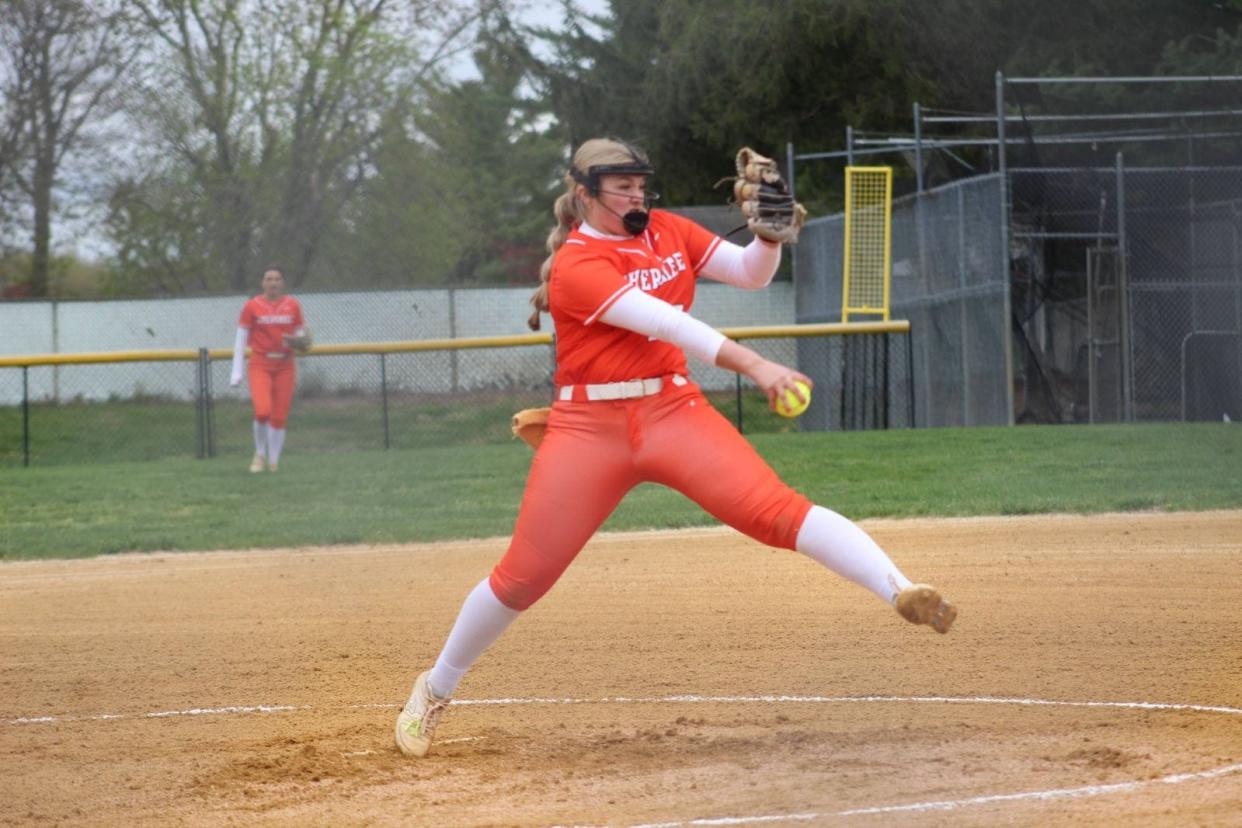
[841,167,893,322]
[789,73,1242,426]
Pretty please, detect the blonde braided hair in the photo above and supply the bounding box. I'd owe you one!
[527,138,652,331]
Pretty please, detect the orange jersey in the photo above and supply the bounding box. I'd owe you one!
[238,295,304,360]
[548,209,722,385]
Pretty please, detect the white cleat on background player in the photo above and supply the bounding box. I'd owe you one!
[249,453,265,473]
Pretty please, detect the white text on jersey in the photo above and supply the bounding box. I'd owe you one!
[625,252,686,293]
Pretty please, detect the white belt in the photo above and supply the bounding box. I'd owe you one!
[558,374,687,402]
[264,352,290,359]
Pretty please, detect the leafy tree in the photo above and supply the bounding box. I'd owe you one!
[317,110,470,288]
[110,0,510,293]
[1159,21,1242,76]
[0,0,130,296]
[525,0,1242,213]
[325,10,564,287]
[104,169,220,295]
[415,12,565,284]
[528,0,935,213]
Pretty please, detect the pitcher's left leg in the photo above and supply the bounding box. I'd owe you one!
[638,391,955,631]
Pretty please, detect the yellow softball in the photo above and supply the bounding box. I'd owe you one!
[774,380,812,418]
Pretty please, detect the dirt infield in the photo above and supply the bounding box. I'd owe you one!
[2,511,1241,827]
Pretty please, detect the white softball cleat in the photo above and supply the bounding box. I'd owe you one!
[896,584,957,634]
[395,670,451,758]
[249,453,265,473]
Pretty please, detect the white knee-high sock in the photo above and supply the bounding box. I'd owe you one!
[796,505,912,604]
[268,427,286,465]
[428,578,521,698]
[253,421,269,457]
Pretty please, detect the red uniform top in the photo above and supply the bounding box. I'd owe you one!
[548,209,722,385]
[238,295,304,364]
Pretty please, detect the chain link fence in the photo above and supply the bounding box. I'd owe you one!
[797,163,1241,427]
[1009,163,1242,423]
[1126,168,1242,421]
[9,159,1236,467]
[0,324,911,468]
[797,175,1010,428]
[1000,75,1242,424]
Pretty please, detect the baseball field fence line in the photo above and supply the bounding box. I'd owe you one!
[0,321,912,468]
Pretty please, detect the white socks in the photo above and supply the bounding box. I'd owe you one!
[268,427,286,466]
[420,510,907,701]
[428,578,521,698]
[253,421,269,458]
[795,505,912,604]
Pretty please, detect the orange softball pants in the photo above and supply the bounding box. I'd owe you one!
[248,359,296,428]
[489,380,813,611]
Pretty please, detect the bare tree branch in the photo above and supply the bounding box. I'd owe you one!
[0,0,133,294]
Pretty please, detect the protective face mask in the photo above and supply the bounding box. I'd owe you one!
[622,209,650,235]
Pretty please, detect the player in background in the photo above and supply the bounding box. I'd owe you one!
[229,265,307,473]
[395,138,957,758]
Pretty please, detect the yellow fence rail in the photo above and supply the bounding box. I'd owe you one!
[0,321,911,368]
[2,321,914,467]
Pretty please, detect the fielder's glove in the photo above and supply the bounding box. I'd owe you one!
[511,407,551,449]
[283,327,313,355]
[730,147,807,244]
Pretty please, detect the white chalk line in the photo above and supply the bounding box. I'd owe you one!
[448,695,1242,716]
[6,703,306,724]
[7,694,1240,823]
[8,693,1242,726]
[624,762,1242,826]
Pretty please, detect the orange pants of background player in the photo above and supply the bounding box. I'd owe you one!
[248,359,296,428]
[490,380,813,611]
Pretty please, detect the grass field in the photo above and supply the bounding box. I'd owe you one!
[1,422,1238,560]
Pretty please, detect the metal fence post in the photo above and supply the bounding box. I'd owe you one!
[22,366,30,468]
[883,333,891,428]
[907,332,916,427]
[380,353,390,450]
[1234,204,1241,332]
[448,287,460,392]
[1116,153,1134,422]
[996,70,1016,426]
[734,374,744,434]
[914,102,924,193]
[195,349,207,459]
[205,351,215,458]
[958,185,970,425]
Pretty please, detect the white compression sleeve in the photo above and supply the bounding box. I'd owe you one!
[598,289,728,365]
[795,505,913,604]
[231,328,249,382]
[698,237,782,289]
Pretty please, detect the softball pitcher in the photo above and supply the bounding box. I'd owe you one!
[229,265,311,472]
[395,138,957,758]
